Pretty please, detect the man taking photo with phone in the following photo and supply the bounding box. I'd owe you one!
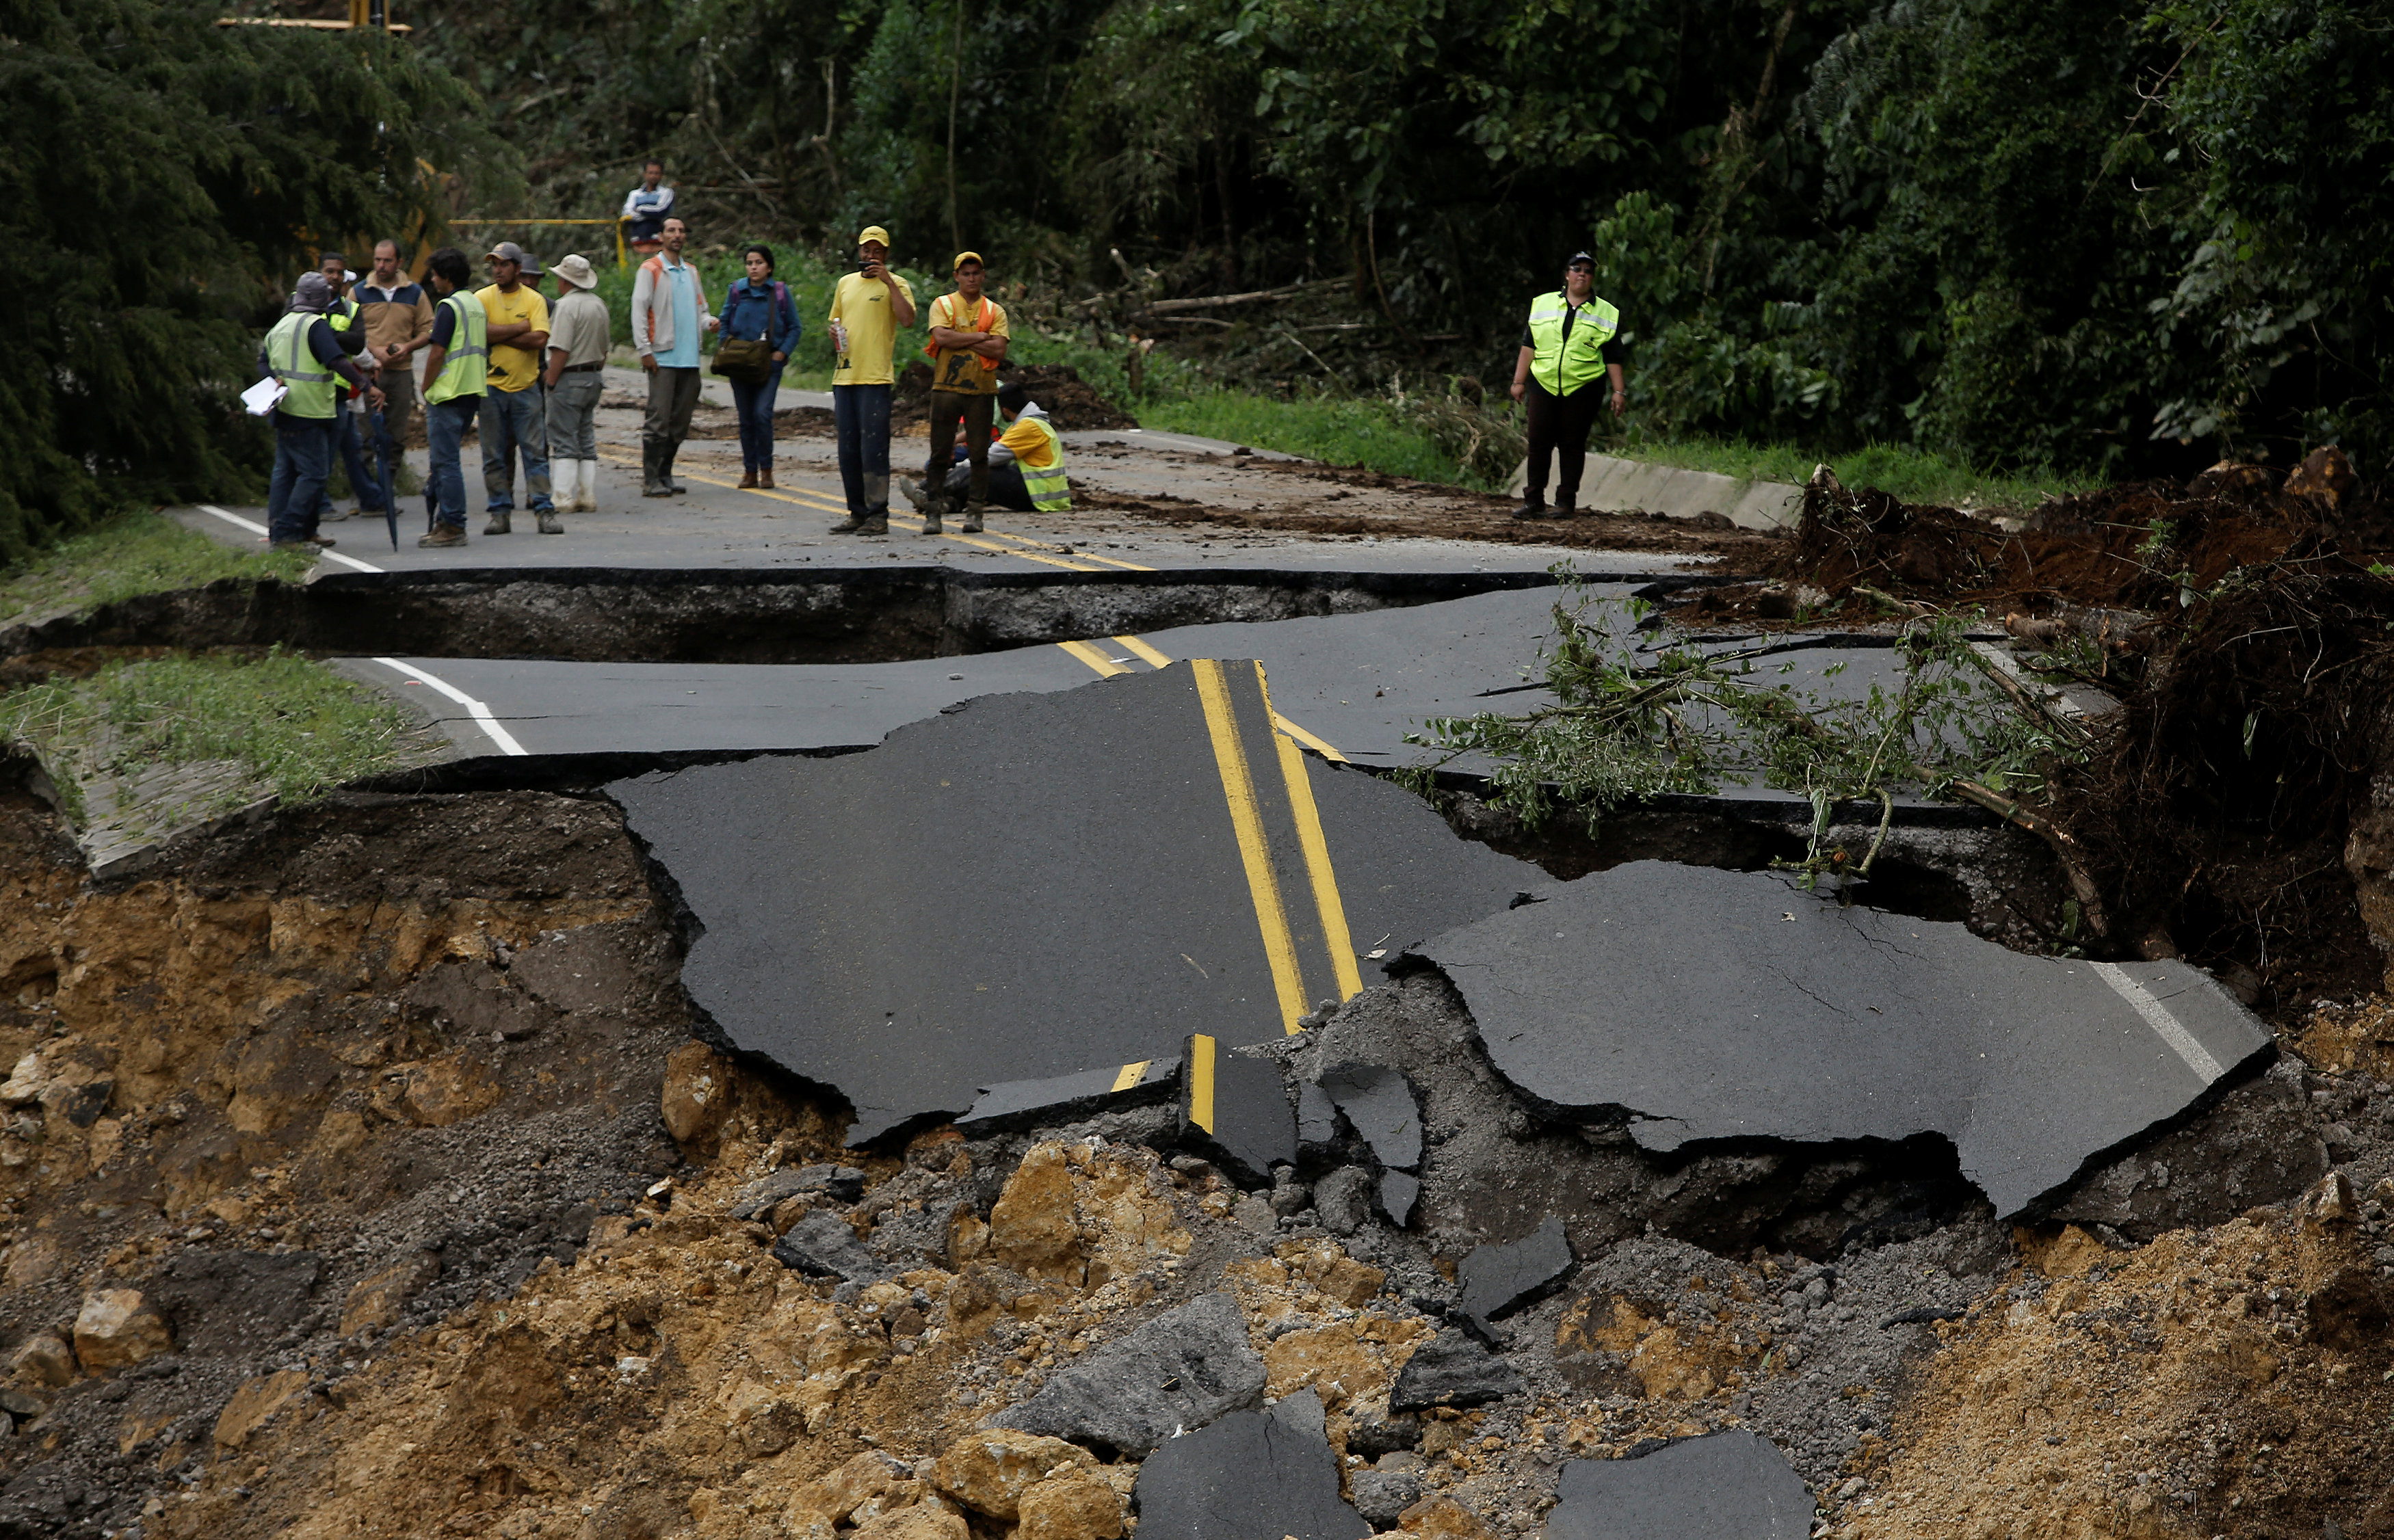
[826,225,917,535]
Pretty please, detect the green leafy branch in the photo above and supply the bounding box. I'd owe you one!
[1399,573,2097,903]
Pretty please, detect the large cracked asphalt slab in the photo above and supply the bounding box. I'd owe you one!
[611,663,1538,1143]
[1420,861,2275,1218]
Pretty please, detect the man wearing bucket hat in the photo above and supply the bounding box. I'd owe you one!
[543,253,611,525]
[826,224,917,535]
[475,242,555,535]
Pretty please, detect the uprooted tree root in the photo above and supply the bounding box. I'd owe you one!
[2047,563,2394,999]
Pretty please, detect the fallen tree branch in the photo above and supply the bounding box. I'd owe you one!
[1950,779,2112,938]
[1137,280,1311,315]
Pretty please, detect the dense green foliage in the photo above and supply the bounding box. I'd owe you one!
[0,0,508,561]
[418,0,2389,479]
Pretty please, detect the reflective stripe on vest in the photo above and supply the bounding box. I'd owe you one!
[265,311,337,419]
[1525,291,1620,396]
[1016,416,1070,511]
[425,291,489,405]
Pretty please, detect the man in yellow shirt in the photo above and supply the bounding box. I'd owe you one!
[912,252,1010,534]
[475,242,555,535]
[826,224,917,535]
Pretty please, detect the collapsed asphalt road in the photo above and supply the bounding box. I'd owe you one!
[611,661,1537,1143]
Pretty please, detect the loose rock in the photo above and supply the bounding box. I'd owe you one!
[992,1292,1265,1456]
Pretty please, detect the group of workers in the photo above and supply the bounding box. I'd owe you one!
[256,160,1616,552]
[256,185,1073,551]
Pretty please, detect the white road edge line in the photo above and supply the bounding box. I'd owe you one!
[371,659,530,758]
[2091,961,2226,1080]
[196,504,384,574]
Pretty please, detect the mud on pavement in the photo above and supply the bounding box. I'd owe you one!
[3,752,2394,1540]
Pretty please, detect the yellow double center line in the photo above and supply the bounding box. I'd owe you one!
[598,451,1154,572]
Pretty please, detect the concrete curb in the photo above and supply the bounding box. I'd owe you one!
[1508,453,1804,531]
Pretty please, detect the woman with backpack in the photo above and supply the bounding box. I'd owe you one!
[715,243,803,488]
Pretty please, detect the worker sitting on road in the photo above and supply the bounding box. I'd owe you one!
[904,382,1068,518]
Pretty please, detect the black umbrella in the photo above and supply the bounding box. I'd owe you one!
[371,405,398,550]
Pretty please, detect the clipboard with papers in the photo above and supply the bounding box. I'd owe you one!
[241,376,287,416]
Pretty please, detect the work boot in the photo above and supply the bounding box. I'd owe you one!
[307,535,337,548]
[853,512,889,535]
[739,468,758,490]
[1510,492,1549,520]
[758,466,774,490]
[573,460,598,513]
[897,477,928,513]
[921,507,944,535]
[664,449,689,494]
[484,509,512,535]
[321,505,352,523]
[537,510,564,535]
[1554,494,1577,519]
[960,501,986,533]
[642,444,672,498]
[417,525,466,548]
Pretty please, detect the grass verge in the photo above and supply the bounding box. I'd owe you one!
[1595,432,2101,510]
[0,650,439,825]
[1,512,314,628]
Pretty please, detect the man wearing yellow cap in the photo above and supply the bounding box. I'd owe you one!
[826,225,917,535]
[913,252,1010,534]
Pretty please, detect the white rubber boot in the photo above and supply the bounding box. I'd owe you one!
[575,459,598,513]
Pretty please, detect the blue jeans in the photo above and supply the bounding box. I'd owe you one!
[319,408,382,516]
[479,387,553,514]
[425,396,479,531]
[832,383,892,517]
[265,412,332,544]
[731,366,785,473]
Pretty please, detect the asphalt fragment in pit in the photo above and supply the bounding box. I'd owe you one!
[1388,1327,1525,1412]
[1317,1061,1423,1171]
[1457,1214,1574,1335]
[1547,1431,1813,1539]
[611,663,1537,1145]
[990,1290,1266,1457]
[1420,861,2274,1219]
[1182,1035,1297,1185]
[1129,1388,1370,1540]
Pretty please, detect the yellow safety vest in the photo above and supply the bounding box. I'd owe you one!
[1524,291,1620,397]
[264,311,337,419]
[328,296,357,332]
[1016,415,1070,511]
[425,291,489,405]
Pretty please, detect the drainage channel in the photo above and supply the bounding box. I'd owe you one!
[0,564,1716,667]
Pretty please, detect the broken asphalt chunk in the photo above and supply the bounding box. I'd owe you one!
[1458,1216,1573,1334]
[1181,1035,1294,1187]
[1421,862,2275,1219]
[1388,1328,1523,1412]
[1378,1170,1421,1227]
[732,1163,867,1220]
[1547,1430,1812,1539]
[990,1291,1265,1457]
[768,1211,891,1285]
[959,1056,1181,1135]
[1297,1080,1339,1148]
[1317,1061,1422,1170]
[1130,1388,1369,1540]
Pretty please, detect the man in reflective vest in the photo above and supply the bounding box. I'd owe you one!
[908,382,1070,518]
[415,246,491,548]
[313,252,384,529]
[1508,251,1625,519]
[259,272,384,550]
[915,252,1010,534]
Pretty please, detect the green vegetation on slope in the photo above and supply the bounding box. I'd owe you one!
[0,512,315,629]
[0,650,438,821]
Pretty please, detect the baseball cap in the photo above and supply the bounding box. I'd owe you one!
[857,225,891,248]
[953,251,984,270]
[1566,250,1596,269]
[486,241,528,264]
